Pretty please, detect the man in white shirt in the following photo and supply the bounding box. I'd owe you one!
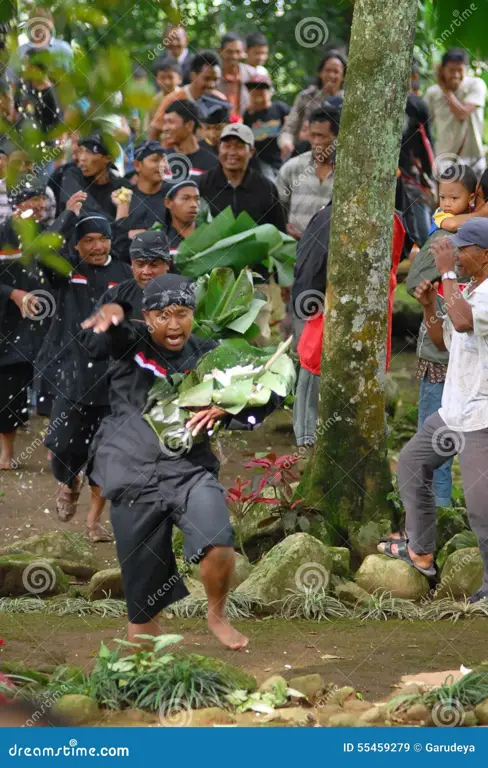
[379,218,488,602]
[424,48,486,175]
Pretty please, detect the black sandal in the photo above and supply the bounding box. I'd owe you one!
[378,539,437,578]
[379,530,407,544]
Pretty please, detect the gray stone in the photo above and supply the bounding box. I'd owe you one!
[334,581,371,606]
[402,703,431,724]
[54,695,100,725]
[235,533,332,605]
[2,531,98,576]
[356,554,429,600]
[436,548,483,599]
[186,707,236,727]
[360,705,388,725]
[343,699,373,714]
[287,673,325,703]
[349,520,392,561]
[327,713,362,727]
[329,547,350,578]
[0,554,69,597]
[326,686,357,707]
[87,568,124,601]
[474,698,488,725]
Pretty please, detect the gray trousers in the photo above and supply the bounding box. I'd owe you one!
[293,367,319,447]
[398,410,488,591]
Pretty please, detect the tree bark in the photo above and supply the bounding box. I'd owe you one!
[304,0,418,538]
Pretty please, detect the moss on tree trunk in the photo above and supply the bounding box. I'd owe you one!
[304,0,418,537]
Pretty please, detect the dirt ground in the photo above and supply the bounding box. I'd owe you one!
[3,350,482,703]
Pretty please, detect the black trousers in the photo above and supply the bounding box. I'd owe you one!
[0,363,32,433]
[45,397,109,488]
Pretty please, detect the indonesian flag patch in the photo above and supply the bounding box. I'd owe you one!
[134,352,168,378]
[71,274,88,284]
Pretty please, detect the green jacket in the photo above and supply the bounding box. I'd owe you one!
[406,229,452,365]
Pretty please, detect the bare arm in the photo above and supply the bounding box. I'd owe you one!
[431,237,473,332]
[414,279,446,350]
[440,202,488,232]
[443,90,477,121]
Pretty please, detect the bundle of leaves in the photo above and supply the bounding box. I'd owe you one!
[88,635,235,713]
[278,588,352,621]
[144,338,295,452]
[423,671,488,710]
[193,267,266,341]
[175,206,296,285]
[353,590,420,622]
[226,678,304,714]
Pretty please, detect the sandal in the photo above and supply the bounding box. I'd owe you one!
[56,477,82,522]
[377,539,437,578]
[379,530,407,543]
[87,523,113,542]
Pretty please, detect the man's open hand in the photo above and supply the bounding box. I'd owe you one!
[81,303,125,333]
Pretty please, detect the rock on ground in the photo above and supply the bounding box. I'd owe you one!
[235,533,332,605]
[475,698,488,725]
[287,673,325,703]
[436,548,483,599]
[0,554,69,597]
[334,581,370,606]
[87,568,124,601]
[437,531,478,569]
[349,521,392,561]
[259,675,288,694]
[54,695,100,725]
[1,531,98,579]
[355,554,429,600]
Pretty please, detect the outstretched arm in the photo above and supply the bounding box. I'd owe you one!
[80,303,141,359]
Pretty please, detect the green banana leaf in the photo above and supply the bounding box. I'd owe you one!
[177,379,214,408]
[226,296,266,334]
[257,370,289,398]
[196,268,253,327]
[227,210,257,236]
[176,231,268,277]
[211,379,255,409]
[195,339,276,377]
[177,206,236,257]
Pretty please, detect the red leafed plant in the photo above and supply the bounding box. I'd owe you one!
[226,453,303,555]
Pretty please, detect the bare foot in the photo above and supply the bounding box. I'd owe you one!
[208,615,249,650]
[378,541,433,569]
[86,523,113,542]
[0,456,14,470]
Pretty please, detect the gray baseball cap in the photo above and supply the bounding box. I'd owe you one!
[450,218,488,249]
[220,123,254,147]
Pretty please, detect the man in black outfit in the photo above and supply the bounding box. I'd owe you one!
[198,122,287,231]
[59,133,130,220]
[162,100,218,182]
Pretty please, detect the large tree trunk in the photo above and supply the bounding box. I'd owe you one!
[304,0,417,540]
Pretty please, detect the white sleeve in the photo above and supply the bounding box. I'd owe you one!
[442,314,452,351]
[472,294,488,337]
[464,77,487,107]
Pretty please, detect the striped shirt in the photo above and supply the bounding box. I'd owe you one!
[276,151,334,235]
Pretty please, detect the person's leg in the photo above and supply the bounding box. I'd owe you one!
[177,480,248,650]
[293,368,319,447]
[457,428,488,594]
[418,375,453,507]
[86,485,112,541]
[396,411,458,567]
[0,431,16,470]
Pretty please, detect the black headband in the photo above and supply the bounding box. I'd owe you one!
[142,274,196,312]
[130,230,170,262]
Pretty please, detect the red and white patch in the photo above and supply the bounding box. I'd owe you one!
[108,282,118,288]
[134,352,168,378]
[0,250,22,261]
[437,282,467,297]
[71,274,88,284]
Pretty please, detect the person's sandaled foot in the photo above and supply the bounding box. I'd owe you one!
[377,539,436,578]
[56,478,81,522]
[86,523,113,542]
[208,615,248,650]
[379,530,407,543]
[467,588,488,604]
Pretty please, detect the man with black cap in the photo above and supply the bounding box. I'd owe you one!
[59,133,130,220]
[97,230,172,319]
[197,95,231,154]
[164,179,200,257]
[81,272,277,650]
[243,74,290,181]
[0,178,50,469]
[379,219,488,602]
[37,206,131,539]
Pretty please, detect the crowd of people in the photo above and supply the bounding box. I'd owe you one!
[1,5,488,648]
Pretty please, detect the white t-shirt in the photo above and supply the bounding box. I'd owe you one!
[440,279,488,431]
[424,76,486,164]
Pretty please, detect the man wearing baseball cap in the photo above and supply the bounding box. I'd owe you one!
[243,74,290,181]
[379,219,488,602]
[197,121,286,235]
